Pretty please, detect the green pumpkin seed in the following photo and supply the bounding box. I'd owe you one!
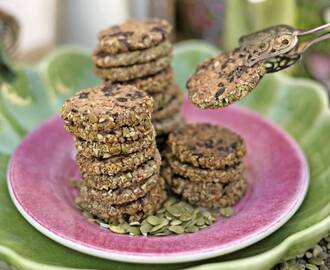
[109,225,126,234]
[180,212,192,221]
[129,221,140,226]
[140,222,152,236]
[168,225,184,234]
[220,207,234,217]
[171,219,183,226]
[126,226,141,236]
[146,215,162,226]
[185,225,199,233]
[306,264,319,270]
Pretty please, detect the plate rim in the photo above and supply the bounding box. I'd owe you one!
[7,106,309,264]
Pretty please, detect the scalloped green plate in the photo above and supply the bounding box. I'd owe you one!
[0,41,330,270]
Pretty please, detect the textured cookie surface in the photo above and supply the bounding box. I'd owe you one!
[74,129,155,158]
[99,19,172,54]
[187,49,266,108]
[153,112,185,135]
[163,166,246,208]
[152,84,184,120]
[168,123,246,169]
[79,173,160,205]
[94,55,171,82]
[77,178,167,224]
[61,84,153,131]
[93,41,172,68]
[82,151,161,190]
[64,119,154,143]
[118,68,174,94]
[165,151,244,183]
[77,143,158,176]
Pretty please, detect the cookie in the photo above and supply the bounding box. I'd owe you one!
[165,151,244,183]
[82,151,161,190]
[153,112,185,136]
[61,84,153,131]
[77,178,167,224]
[64,118,154,143]
[74,129,155,158]
[93,41,172,68]
[118,68,174,94]
[76,143,157,176]
[98,19,172,54]
[187,49,266,109]
[79,173,160,205]
[152,85,184,120]
[94,55,171,82]
[168,123,246,169]
[162,166,246,208]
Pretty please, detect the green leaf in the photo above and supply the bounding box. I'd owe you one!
[0,42,330,270]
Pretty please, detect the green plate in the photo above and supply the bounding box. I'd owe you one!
[0,41,329,270]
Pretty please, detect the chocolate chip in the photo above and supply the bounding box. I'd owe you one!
[151,26,166,37]
[71,108,78,113]
[102,84,117,96]
[214,83,225,100]
[78,92,89,99]
[118,38,131,50]
[116,97,127,102]
[111,112,119,120]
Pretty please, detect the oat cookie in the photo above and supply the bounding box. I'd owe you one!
[99,19,172,54]
[79,173,160,205]
[77,178,167,224]
[64,119,154,143]
[74,129,155,158]
[77,143,157,176]
[61,84,153,131]
[82,151,161,190]
[165,151,244,183]
[152,85,184,120]
[168,123,246,169]
[118,68,174,93]
[94,55,171,82]
[153,112,185,135]
[163,166,247,208]
[93,41,172,68]
[187,49,266,109]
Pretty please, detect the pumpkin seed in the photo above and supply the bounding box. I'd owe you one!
[171,219,183,226]
[220,207,234,217]
[168,225,184,234]
[126,226,141,236]
[306,264,319,270]
[140,221,152,236]
[146,215,162,226]
[109,225,126,234]
[180,212,193,222]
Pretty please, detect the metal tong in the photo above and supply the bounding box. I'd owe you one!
[238,23,330,73]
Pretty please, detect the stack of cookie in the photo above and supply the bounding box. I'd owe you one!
[61,84,167,224]
[162,123,247,208]
[92,19,184,147]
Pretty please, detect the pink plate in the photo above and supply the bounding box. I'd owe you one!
[7,100,309,264]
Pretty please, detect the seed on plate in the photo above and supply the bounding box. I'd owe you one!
[146,215,162,226]
[170,219,182,226]
[168,225,184,234]
[109,225,126,234]
[140,221,153,236]
[220,207,234,217]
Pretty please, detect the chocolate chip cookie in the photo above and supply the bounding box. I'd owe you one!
[98,19,172,54]
[187,49,266,109]
[168,123,246,169]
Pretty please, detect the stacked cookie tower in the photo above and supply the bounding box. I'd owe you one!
[163,123,247,208]
[61,84,167,224]
[92,19,184,147]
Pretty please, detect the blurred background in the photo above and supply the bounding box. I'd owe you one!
[0,0,329,89]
